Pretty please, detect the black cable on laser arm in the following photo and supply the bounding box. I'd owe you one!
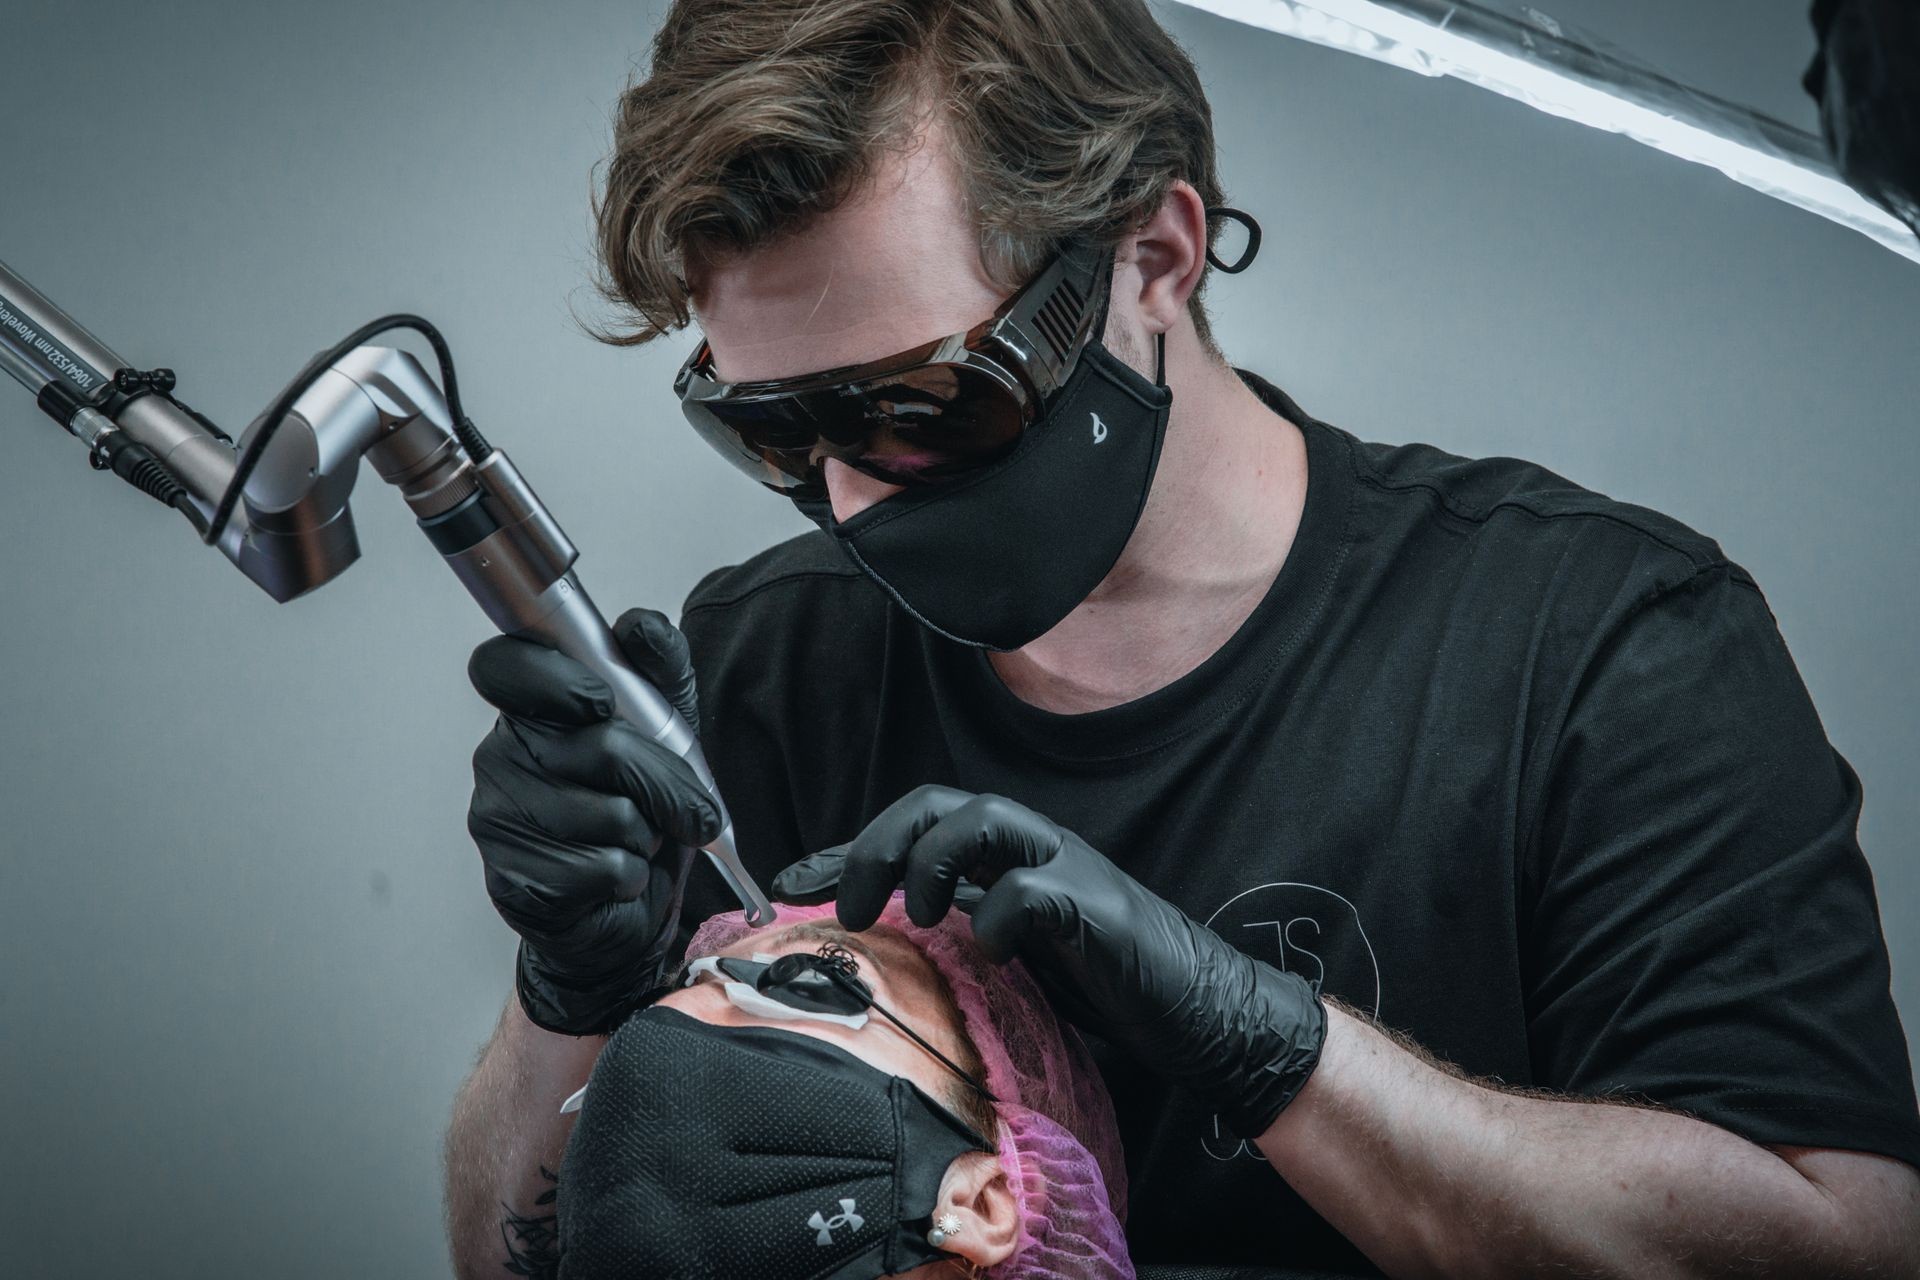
[35,366,224,535]
[202,314,490,545]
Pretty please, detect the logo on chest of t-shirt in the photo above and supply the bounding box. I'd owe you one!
[1199,881,1382,1163]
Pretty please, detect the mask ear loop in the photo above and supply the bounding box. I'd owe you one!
[1203,206,1262,273]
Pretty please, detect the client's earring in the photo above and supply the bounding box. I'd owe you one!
[927,1211,963,1248]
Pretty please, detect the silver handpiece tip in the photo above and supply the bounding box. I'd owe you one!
[699,825,779,929]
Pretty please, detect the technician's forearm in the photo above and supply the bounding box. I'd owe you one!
[1255,1004,1876,1279]
[445,994,605,1280]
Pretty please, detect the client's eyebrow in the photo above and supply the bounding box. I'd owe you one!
[768,920,882,967]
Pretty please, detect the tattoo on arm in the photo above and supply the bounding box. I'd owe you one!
[499,1165,560,1279]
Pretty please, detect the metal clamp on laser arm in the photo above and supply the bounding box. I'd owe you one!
[0,259,774,928]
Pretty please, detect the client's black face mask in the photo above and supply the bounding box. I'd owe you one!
[557,1005,992,1280]
[793,315,1172,652]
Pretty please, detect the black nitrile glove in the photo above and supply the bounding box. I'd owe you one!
[772,785,1327,1137]
[467,608,721,1037]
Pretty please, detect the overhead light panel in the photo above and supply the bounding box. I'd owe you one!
[1173,0,1920,265]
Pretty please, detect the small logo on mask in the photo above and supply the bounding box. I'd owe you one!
[808,1199,864,1245]
[1090,412,1109,444]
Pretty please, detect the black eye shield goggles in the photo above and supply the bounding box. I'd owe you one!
[672,207,1261,494]
[685,943,998,1107]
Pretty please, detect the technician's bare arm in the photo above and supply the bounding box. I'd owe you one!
[446,1004,602,1278]
[1256,1005,1920,1279]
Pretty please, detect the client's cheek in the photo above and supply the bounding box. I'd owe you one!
[655,984,896,1072]
[653,983,746,1026]
[650,984,756,1031]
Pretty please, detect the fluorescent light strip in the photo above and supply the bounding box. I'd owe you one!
[1174,0,1920,265]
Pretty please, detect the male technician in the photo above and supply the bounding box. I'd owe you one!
[445,1,1920,1274]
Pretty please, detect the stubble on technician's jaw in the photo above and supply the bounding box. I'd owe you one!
[651,920,971,1099]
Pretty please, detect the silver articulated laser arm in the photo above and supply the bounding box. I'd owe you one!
[0,259,775,927]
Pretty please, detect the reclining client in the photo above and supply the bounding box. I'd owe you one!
[551,891,1134,1279]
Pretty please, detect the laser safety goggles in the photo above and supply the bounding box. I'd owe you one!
[671,209,1260,494]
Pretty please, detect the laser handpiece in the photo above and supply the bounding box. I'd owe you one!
[0,259,776,928]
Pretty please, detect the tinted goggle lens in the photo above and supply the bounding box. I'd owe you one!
[678,352,1035,491]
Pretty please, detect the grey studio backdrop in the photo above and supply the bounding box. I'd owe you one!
[1,1,1914,1276]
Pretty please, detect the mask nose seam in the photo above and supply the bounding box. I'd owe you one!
[887,1076,911,1274]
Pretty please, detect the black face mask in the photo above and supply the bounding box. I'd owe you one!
[793,322,1172,652]
[557,1005,993,1280]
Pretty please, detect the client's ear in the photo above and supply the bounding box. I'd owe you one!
[931,1151,1019,1267]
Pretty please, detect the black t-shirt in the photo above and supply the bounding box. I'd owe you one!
[672,369,1920,1272]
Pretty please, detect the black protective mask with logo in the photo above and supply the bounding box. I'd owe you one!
[792,307,1173,653]
[556,1005,993,1280]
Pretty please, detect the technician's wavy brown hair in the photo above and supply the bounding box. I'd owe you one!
[586,0,1232,359]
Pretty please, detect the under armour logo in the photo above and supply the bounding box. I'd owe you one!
[808,1198,864,1245]
[1090,412,1109,444]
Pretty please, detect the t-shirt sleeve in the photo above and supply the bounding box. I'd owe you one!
[1522,561,1920,1167]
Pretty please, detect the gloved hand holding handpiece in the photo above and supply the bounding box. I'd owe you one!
[773,785,1329,1136]
[467,608,722,1037]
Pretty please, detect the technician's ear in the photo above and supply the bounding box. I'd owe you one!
[1122,177,1210,337]
[931,1150,1019,1268]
